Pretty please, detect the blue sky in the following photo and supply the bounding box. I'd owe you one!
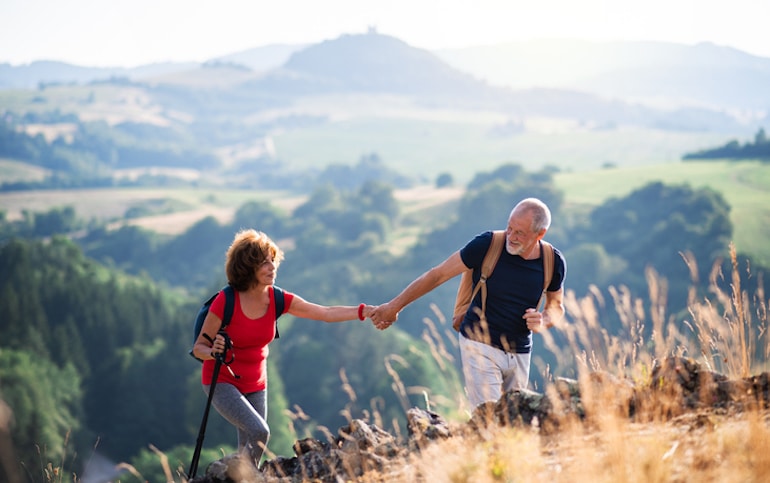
[2,0,769,67]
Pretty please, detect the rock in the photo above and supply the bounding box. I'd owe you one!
[650,356,730,413]
[467,388,554,437]
[406,407,451,449]
[550,372,638,420]
[258,418,399,482]
[190,453,261,483]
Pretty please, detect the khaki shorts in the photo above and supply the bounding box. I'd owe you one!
[459,333,531,409]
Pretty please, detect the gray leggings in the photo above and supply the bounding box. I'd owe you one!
[202,383,269,464]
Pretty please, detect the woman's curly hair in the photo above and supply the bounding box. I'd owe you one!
[225,229,284,291]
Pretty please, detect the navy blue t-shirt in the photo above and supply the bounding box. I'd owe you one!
[458,230,566,353]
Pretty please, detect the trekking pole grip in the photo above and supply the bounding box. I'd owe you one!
[217,330,235,364]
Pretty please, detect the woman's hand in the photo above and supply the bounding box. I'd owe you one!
[361,304,376,320]
[210,333,226,357]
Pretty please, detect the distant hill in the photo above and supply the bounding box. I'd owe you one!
[435,40,770,111]
[0,60,199,89]
[280,33,492,98]
[0,43,306,89]
[226,33,738,128]
[1,33,758,130]
[211,43,307,72]
[4,37,770,115]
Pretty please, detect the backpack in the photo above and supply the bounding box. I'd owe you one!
[452,231,554,331]
[189,285,286,361]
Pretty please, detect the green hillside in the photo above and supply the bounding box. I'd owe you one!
[555,160,770,266]
[271,114,734,182]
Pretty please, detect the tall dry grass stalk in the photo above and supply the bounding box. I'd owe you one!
[542,244,769,387]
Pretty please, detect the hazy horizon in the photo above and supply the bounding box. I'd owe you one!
[2,0,770,68]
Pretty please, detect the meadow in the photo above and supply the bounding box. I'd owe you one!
[271,113,735,182]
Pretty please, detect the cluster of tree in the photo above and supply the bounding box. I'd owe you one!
[683,127,770,160]
[0,205,87,241]
[314,153,414,190]
[0,237,196,469]
[1,163,763,481]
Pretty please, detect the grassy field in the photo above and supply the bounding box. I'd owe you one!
[0,185,461,238]
[272,116,736,183]
[0,158,50,183]
[0,187,305,234]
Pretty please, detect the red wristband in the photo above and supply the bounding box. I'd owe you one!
[358,303,365,321]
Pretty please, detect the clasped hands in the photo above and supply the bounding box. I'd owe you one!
[361,302,398,330]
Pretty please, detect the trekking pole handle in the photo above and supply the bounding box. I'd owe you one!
[215,330,235,364]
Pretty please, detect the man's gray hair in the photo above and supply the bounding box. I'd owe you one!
[511,198,551,232]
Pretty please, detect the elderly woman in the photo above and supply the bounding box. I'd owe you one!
[192,229,373,467]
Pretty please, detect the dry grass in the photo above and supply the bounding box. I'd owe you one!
[381,407,770,483]
[360,243,770,483]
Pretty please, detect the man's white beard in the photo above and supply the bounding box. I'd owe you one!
[506,242,523,256]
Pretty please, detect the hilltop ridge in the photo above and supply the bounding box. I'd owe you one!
[4,33,770,114]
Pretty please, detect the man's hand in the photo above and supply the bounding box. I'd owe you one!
[523,308,544,333]
[370,302,399,330]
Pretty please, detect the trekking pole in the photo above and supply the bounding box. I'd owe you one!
[188,332,232,479]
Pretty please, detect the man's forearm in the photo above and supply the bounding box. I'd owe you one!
[543,304,565,328]
[390,269,443,313]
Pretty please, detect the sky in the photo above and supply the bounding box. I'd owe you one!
[2,0,770,67]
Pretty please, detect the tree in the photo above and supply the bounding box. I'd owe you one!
[755,128,767,145]
[0,350,84,472]
[563,243,629,295]
[585,181,733,314]
[435,172,453,188]
[230,201,290,239]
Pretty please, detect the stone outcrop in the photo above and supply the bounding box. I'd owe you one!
[189,356,770,483]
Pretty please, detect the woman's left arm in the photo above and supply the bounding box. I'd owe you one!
[288,295,371,323]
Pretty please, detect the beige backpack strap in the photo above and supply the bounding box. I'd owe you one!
[452,269,473,327]
[453,231,505,330]
[538,240,554,310]
[477,231,505,318]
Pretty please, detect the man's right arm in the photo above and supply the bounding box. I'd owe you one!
[371,251,467,329]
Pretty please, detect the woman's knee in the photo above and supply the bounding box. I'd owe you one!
[245,420,270,443]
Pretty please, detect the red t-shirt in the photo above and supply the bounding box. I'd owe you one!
[201,286,294,393]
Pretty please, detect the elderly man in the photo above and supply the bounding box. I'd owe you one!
[370,198,566,408]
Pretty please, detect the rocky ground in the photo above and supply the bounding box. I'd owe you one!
[188,356,770,483]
